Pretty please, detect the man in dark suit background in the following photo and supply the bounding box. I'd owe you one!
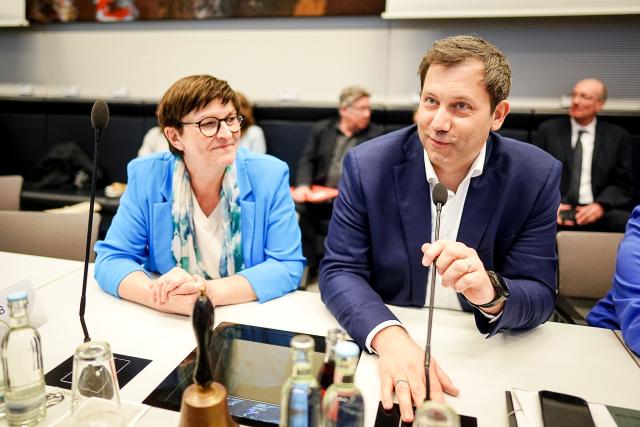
[533,78,634,232]
[320,35,561,423]
[292,86,384,277]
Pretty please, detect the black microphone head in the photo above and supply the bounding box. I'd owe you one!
[91,100,110,130]
[432,182,448,207]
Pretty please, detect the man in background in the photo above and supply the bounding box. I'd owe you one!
[292,86,384,278]
[533,78,634,232]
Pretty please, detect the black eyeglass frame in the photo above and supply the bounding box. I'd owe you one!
[179,114,244,137]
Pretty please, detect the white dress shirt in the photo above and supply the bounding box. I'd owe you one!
[365,143,489,352]
[570,117,596,204]
[192,190,223,279]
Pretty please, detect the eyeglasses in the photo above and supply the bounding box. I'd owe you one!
[348,105,371,113]
[180,114,244,137]
[570,92,601,102]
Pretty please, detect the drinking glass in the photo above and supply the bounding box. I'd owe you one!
[71,341,124,427]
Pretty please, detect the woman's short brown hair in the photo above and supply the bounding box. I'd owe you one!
[237,92,255,129]
[418,35,511,112]
[156,75,239,156]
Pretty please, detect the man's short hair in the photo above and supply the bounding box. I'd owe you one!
[418,35,511,112]
[157,75,239,156]
[339,86,370,109]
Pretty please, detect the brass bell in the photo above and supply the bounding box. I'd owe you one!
[179,286,237,427]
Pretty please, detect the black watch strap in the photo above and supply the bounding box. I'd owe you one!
[467,271,510,309]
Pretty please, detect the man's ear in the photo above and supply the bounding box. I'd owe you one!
[490,100,511,131]
[164,127,184,152]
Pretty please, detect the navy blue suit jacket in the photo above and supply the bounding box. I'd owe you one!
[319,126,562,348]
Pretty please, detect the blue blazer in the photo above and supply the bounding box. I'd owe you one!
[319,126,562,347]
[587,205,640,356]
[94,149,304,302]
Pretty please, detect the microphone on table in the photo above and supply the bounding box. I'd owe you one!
[414,183,459,427]
[424,182,448,401]
[79,100,109,344]
[73,100,118,400]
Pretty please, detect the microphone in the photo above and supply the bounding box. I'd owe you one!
[425,182,448,401]
[79,100,109,343]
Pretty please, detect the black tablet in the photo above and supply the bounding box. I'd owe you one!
[143,322,359,426]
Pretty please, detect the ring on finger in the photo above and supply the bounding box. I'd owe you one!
[464,260,472,274]
[394,378,409,388]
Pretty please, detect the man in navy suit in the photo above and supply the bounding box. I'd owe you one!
[532,79,634,232]
[320,35,561,423]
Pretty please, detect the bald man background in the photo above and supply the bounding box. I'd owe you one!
[533,78,634,232]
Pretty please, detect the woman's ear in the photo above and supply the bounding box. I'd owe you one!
[164,127,184,152]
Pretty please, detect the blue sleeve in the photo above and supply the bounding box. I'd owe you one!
[479,159,561,335]
[611,207,640,355]
[319,150,398,348]
[238,164,305,302]
[94,161,151,297]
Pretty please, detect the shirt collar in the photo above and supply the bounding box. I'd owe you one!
[423,142,486,188]
[570,117,597,135]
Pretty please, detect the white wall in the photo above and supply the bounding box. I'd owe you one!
[0,14,638,109]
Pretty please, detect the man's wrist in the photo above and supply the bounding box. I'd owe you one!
[371,325,407,354]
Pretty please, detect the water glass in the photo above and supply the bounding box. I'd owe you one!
[71,341,124,427]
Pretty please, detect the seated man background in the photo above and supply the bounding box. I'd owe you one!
[320,35,561,422]
[587,204,640,355]
[532,78,634,232]
[291,86,384,277]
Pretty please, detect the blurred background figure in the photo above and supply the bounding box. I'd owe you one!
[291,85,384,281]
[237,92,267,154]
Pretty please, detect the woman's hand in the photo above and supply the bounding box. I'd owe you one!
[150,267,197,305]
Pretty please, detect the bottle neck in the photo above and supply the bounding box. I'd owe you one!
[323,341,336,364]
[9,301,29,327]
[332,356,357,386]
[291,347,314,379]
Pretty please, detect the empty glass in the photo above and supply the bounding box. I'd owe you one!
[71,341,124,427]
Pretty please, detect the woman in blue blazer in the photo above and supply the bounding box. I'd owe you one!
[94,75,304,315]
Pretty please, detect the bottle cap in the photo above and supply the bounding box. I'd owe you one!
[7,291,28,302]
[290,334,315,351]
[335,341,359,358]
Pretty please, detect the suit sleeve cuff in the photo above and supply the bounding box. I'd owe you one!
[365,320,404,354]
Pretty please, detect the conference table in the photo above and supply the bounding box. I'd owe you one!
[3,251,640,426]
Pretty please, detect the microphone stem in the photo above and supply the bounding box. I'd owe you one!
[425,203,442,401]
[79,128,101,343]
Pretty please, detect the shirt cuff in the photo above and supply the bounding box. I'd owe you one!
[477,308,503,323]
[365,320,404,353]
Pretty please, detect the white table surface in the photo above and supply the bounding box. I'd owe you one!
[0,251,83,290]
[16,259,640,426]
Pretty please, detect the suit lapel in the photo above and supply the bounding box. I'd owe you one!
[560,119,573,168]
[591,121,605,184]
[235,153,255,264]
[153,160,175,272]
[457,136,507,255]
[393,131,430,305]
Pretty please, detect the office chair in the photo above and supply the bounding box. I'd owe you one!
[0,210,101,262]
[0,175,23,210]
[555,230,623,325]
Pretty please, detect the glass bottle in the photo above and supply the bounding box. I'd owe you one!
[0,320,6,419]
[1,292,46,426]
[317,328,346,398]
[322,341,364,427]
[280,334,322,427]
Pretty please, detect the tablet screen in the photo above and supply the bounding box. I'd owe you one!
[144,322,358,426]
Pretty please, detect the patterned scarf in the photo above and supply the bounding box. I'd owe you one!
[171,157,244,279]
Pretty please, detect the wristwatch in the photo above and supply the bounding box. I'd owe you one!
[467,271,510,309]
